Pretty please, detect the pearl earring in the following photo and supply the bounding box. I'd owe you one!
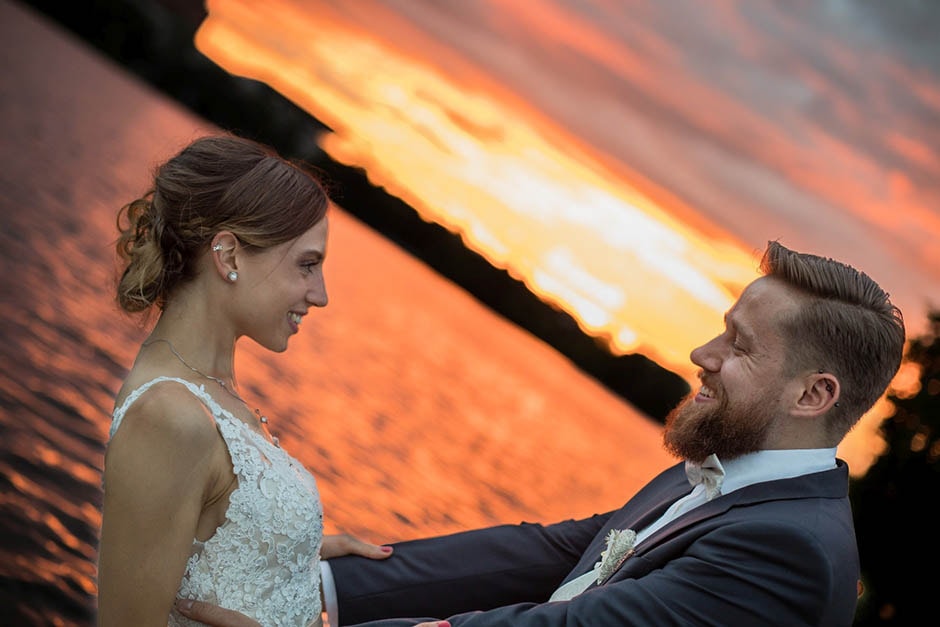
[227,271,238,282]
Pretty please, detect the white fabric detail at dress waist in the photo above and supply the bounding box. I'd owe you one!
[320,561,338,627]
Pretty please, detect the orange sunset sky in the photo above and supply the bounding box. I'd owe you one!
[193,0,939,466]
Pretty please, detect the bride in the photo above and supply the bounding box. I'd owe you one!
[97,133,391,626]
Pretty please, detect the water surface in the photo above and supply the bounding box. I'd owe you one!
[0,4,672,624]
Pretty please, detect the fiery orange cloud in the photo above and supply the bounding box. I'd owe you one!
[197,0,763,386]
[195,0,937,473]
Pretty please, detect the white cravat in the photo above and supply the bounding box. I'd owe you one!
[547,449,836,602]
[684,453,725,500]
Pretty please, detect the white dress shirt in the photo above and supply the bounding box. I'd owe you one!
[642,447,838,542]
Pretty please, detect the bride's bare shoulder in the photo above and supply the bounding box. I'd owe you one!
[111,375,219,446]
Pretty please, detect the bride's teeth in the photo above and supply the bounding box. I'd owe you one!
[288,312,302,325]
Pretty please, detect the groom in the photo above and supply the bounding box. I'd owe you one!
[180,240,905,626]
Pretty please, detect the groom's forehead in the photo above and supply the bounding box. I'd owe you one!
[731,277,803,333]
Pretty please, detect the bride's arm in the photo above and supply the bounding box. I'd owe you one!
[321,533,394,624]
[97,390,224,626]
[174,599,261,627]
[321,533,394,560]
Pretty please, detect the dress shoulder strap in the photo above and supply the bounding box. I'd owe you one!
[110,376,225,440]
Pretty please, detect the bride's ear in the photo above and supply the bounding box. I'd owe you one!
[209,232,240,281]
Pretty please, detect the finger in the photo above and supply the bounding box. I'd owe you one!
[352,540,394,560]
[175,599,262,627]
[328,533,394,560]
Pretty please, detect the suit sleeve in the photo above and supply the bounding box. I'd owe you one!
[329,514,611,625]
[343,515,857,627]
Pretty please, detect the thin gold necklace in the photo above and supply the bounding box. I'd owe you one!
[142,338,278,445]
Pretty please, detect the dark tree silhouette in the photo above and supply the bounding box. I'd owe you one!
[851,311,940,625]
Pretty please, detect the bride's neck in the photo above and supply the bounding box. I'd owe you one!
[146,300,237,380]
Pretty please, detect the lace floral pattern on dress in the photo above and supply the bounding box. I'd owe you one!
[110,377,324,627]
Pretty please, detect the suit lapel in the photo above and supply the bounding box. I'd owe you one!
[583,462,850,589]
[609,462,691,531]
[557,463,689,587]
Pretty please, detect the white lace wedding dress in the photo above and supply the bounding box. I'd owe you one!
[109,376,324,627]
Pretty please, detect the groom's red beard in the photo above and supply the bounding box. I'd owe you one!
[662,385,774,464]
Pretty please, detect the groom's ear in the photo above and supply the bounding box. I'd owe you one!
[792,372,839,417]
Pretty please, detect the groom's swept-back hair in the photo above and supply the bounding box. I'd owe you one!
[759,240,905,436]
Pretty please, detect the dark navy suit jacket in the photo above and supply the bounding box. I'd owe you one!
[329,461,859,626]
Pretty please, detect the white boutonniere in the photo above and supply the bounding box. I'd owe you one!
[593,528,637,584]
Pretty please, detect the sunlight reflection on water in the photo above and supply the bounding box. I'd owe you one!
[0,4,673,624]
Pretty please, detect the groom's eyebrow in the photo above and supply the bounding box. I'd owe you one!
[725,310,757,346]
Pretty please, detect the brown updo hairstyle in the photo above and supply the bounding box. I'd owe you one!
[116,134,329,313]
